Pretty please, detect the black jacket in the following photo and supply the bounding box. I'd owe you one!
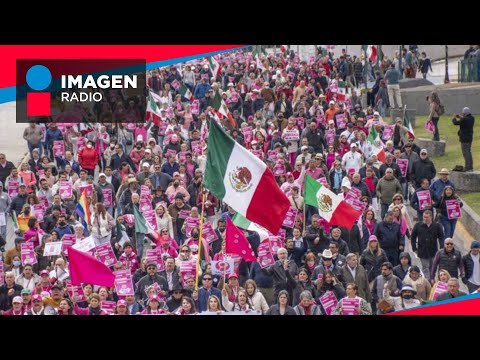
[462,252,480,284]
[411,222,445,258]
[374,221,403,250]
[452,114,474,143]
[411,158,436,185]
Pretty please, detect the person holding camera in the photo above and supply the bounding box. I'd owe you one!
[452,107,475,172]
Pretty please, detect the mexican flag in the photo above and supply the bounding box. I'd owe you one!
[179,84,194,102]
[367,125,386,163]
[133,205,161,243]
[212,90,235,128]
[146,91,162,125]
[204,120,290,234]
[304,176,361,229]
[232,213,269,242]
[362,45,378,62]
[403,108,415,139]
[208,56,221,77]
[337,80,346,100]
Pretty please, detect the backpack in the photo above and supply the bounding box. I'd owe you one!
[437,103,445,116]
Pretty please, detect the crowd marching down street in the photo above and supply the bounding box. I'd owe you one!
[0,45,478,316]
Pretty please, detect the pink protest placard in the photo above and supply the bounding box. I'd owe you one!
[335,114,346,129]
[0,261,4,286]
[191,140,202,155]
[228,76,236,84]
[77,137,86,152]
[319,291,338,315]
[202,221,218,244]
[309,55,315,65]
[79,184,93,198]
[141,185,151,197]
[59,181,73,199]
[171,79,180,90]
[268,236,284,255]
[396,159,408,178]
[37,169,45,177]
[296,117,305,130]
[143,210,158,232]
[114,270,135,296]
[344,98,352,110]
[319,177,329,186]
[344,187,362,202]
[316,115,326,127]
[32,204,45,223]
[62,234,76,256]
[326,129,336,145]
[140,197,152,213]
[37,195,49,209]
[283,129,299,141]
[211,258,234,276]
[185,216,200,237]
[366,115,374,121]
[382,125,394,141]
[257,241,275,269]
[288,71,296,79]
[242,126,253,144]
[145,249,159,265]
[101,301,116,314]
[446,199,462,219]
[278,228,286,241]
[341,298,360,315]
[346,198,366,213]
[178,209,191,220]
[424,119,435,133]
[267,150,278,162]
[191,100,200,115]
[166,149,177,159]
[159,121,168,135]
[282,207,298,228]
[53,140,65,157]
[251,149,263,160]
[230,93,239,103]
[417,190,432,210]
[179,151,187,164]
[431,281,449,301]
[95,242,117,267]
[102,188,113,208]
[7,181,19,198]
[180,259,197,286]
[273,159,286,177]
[66,280,86,303]
[201,73,209,80]
[21,242,37,266]
[126,123,136,131]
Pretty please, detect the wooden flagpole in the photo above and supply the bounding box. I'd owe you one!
[195,190,207,290]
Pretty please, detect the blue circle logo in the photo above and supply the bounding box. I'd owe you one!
[26,65,52,91]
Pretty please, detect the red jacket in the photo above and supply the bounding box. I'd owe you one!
[196,192,218,217]
[78,147,99,170]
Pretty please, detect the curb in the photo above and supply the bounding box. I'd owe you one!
[457,201,480,245]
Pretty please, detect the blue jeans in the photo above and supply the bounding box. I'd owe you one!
[440,215,457,239]
[381,204,390,220]
[28,142,43,159]
[174,233,186,247]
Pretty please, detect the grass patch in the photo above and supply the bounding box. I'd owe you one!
[385,114,480,215]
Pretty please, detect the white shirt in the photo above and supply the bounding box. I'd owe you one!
[341,151,362,173]
[470,253,480,286]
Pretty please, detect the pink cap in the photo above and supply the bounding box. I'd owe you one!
[13,296,22,304]
[348,168,355,174]
[149,295,160,302]
[32,294,43,302]
[369,235,378,242]
[228,272,238,280]
[117,299,127,307]
[286,172,293,177]
[40,270,50,276]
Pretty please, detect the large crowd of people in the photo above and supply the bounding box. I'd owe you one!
[0,45,478,316]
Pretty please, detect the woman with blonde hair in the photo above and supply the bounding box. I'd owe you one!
[429,269,451,301]
[244,279,269,314]
[204,295,223,314]
[360,235,389,284]
[155,203,174,238]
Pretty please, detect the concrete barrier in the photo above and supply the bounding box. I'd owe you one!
[449,171,480,192]
[401,83,480,115]
[458,202,480,244]
[390,108,416,127]
[415,138,446,157]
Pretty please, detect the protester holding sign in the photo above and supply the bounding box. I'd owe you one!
[434,186,463,239]
[333,283,372,315]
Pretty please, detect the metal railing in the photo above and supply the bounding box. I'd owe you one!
[458,58,479,82]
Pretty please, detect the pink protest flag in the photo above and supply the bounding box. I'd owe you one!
[225,217,256,262]
[68,246,115,287]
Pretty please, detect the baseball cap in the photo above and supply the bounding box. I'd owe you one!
[21,288,32,295]
[13,296,22,304]
[40,270,50,276]
[32,294,43,302]
[99,173,106,178]
[373,111,380,116]
[420,149,428,155]
[329,100,335,105]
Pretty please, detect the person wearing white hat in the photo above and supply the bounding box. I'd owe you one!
[382,284,421,312]
[452,107,475,172]
[430,168,455,201]
[341,142,362,174]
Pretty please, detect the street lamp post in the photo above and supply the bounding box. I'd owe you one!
[399,45,403,79]
[444,45,450,84]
